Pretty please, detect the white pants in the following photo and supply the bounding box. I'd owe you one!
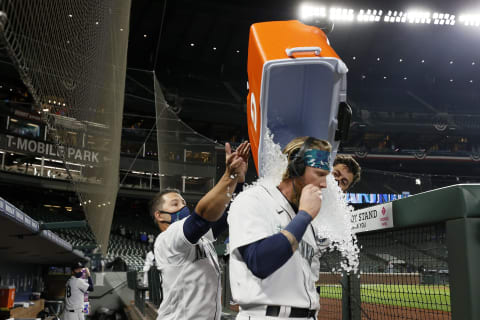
[61,310,84,320]
[236,310,316,320]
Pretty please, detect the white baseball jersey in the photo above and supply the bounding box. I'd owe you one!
[154,217,222,320]
[143,251,155,286]
[64,276,89,311]
[228,182,321,310]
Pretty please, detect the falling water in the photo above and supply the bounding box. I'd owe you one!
[243,128,288,191]
[312,174,360,273]
[250,128,359,273]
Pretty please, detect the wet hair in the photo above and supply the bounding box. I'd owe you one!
[333,155,361,189]
[282,136,332,181]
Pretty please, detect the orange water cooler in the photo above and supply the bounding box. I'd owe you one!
[0,286,15,309]
[246,20,351,176]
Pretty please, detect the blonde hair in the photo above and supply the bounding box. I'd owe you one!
[282,136,332,181]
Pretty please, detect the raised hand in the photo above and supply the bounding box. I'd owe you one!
[225,141,250,181]
[298,184,323,219]
[234,141,250,182]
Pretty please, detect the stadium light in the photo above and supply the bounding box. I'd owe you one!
[299,3,327,20]
[329,7,355,22]
[406,10,431,24]
[297,3,473,28]
[459,13,480,26]
[358,8,383,23]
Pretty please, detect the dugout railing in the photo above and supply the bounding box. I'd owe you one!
[127,270,148,315]
[319,184,480,320]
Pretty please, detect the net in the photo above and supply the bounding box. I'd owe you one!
[153,72,220,191]
[118,70,221,198]
[319,223,450,320]
[0,0,131,255]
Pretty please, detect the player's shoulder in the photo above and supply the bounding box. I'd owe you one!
[234,183,271,201]
[154,219,184,245]
[69,277,81,286]
[229,183,275,218]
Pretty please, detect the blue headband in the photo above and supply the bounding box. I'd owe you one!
[304,149,331,171]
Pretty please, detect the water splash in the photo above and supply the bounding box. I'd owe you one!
[250,128,359,273]
[244,128,288,190]
[312,174,360,273]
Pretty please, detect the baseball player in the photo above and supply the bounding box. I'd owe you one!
[62,262,93,320]
[151,141,250,320]
[332,155,361,192]
[228,136,331,319]
[143,246,155,287]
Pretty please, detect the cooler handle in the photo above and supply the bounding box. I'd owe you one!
[285,46,322,57]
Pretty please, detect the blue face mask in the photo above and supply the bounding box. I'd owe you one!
[160,206,191,224]
[74,272,83,278]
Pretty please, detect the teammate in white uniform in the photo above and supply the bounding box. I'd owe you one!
[62,262,93,320]
[151,141,250,320]
[228,137,331,319]
[143,249,155,287]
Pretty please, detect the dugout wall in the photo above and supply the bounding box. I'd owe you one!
[319,184,480,320]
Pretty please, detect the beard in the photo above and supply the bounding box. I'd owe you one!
[291,177,305,208]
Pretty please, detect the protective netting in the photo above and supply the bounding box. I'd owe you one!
[0,0,131,255]
[153,72,219,190]
[319,223,450,320]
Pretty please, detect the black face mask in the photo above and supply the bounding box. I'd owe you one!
[74,272,83,278]
[159,206,191,224]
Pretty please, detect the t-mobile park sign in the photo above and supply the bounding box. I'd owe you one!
[2,134,101,164]
[351,202,394,233]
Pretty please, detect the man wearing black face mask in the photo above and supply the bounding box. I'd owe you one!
[62,262,93,320]
[150,141,250,320]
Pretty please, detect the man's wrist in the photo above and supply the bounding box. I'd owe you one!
[223,171,239,182]
[280,230,299,252]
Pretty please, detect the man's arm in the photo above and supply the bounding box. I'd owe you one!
[195,141,250,222]
[85,268,94,292]
[237,184,323,279]
[211,183,244,238]
[282,184,323,251]
[239,210,313,279]
[182,142,250,244]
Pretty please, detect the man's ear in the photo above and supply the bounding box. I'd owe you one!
[154,210,161,222]
[155,210,171,224]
